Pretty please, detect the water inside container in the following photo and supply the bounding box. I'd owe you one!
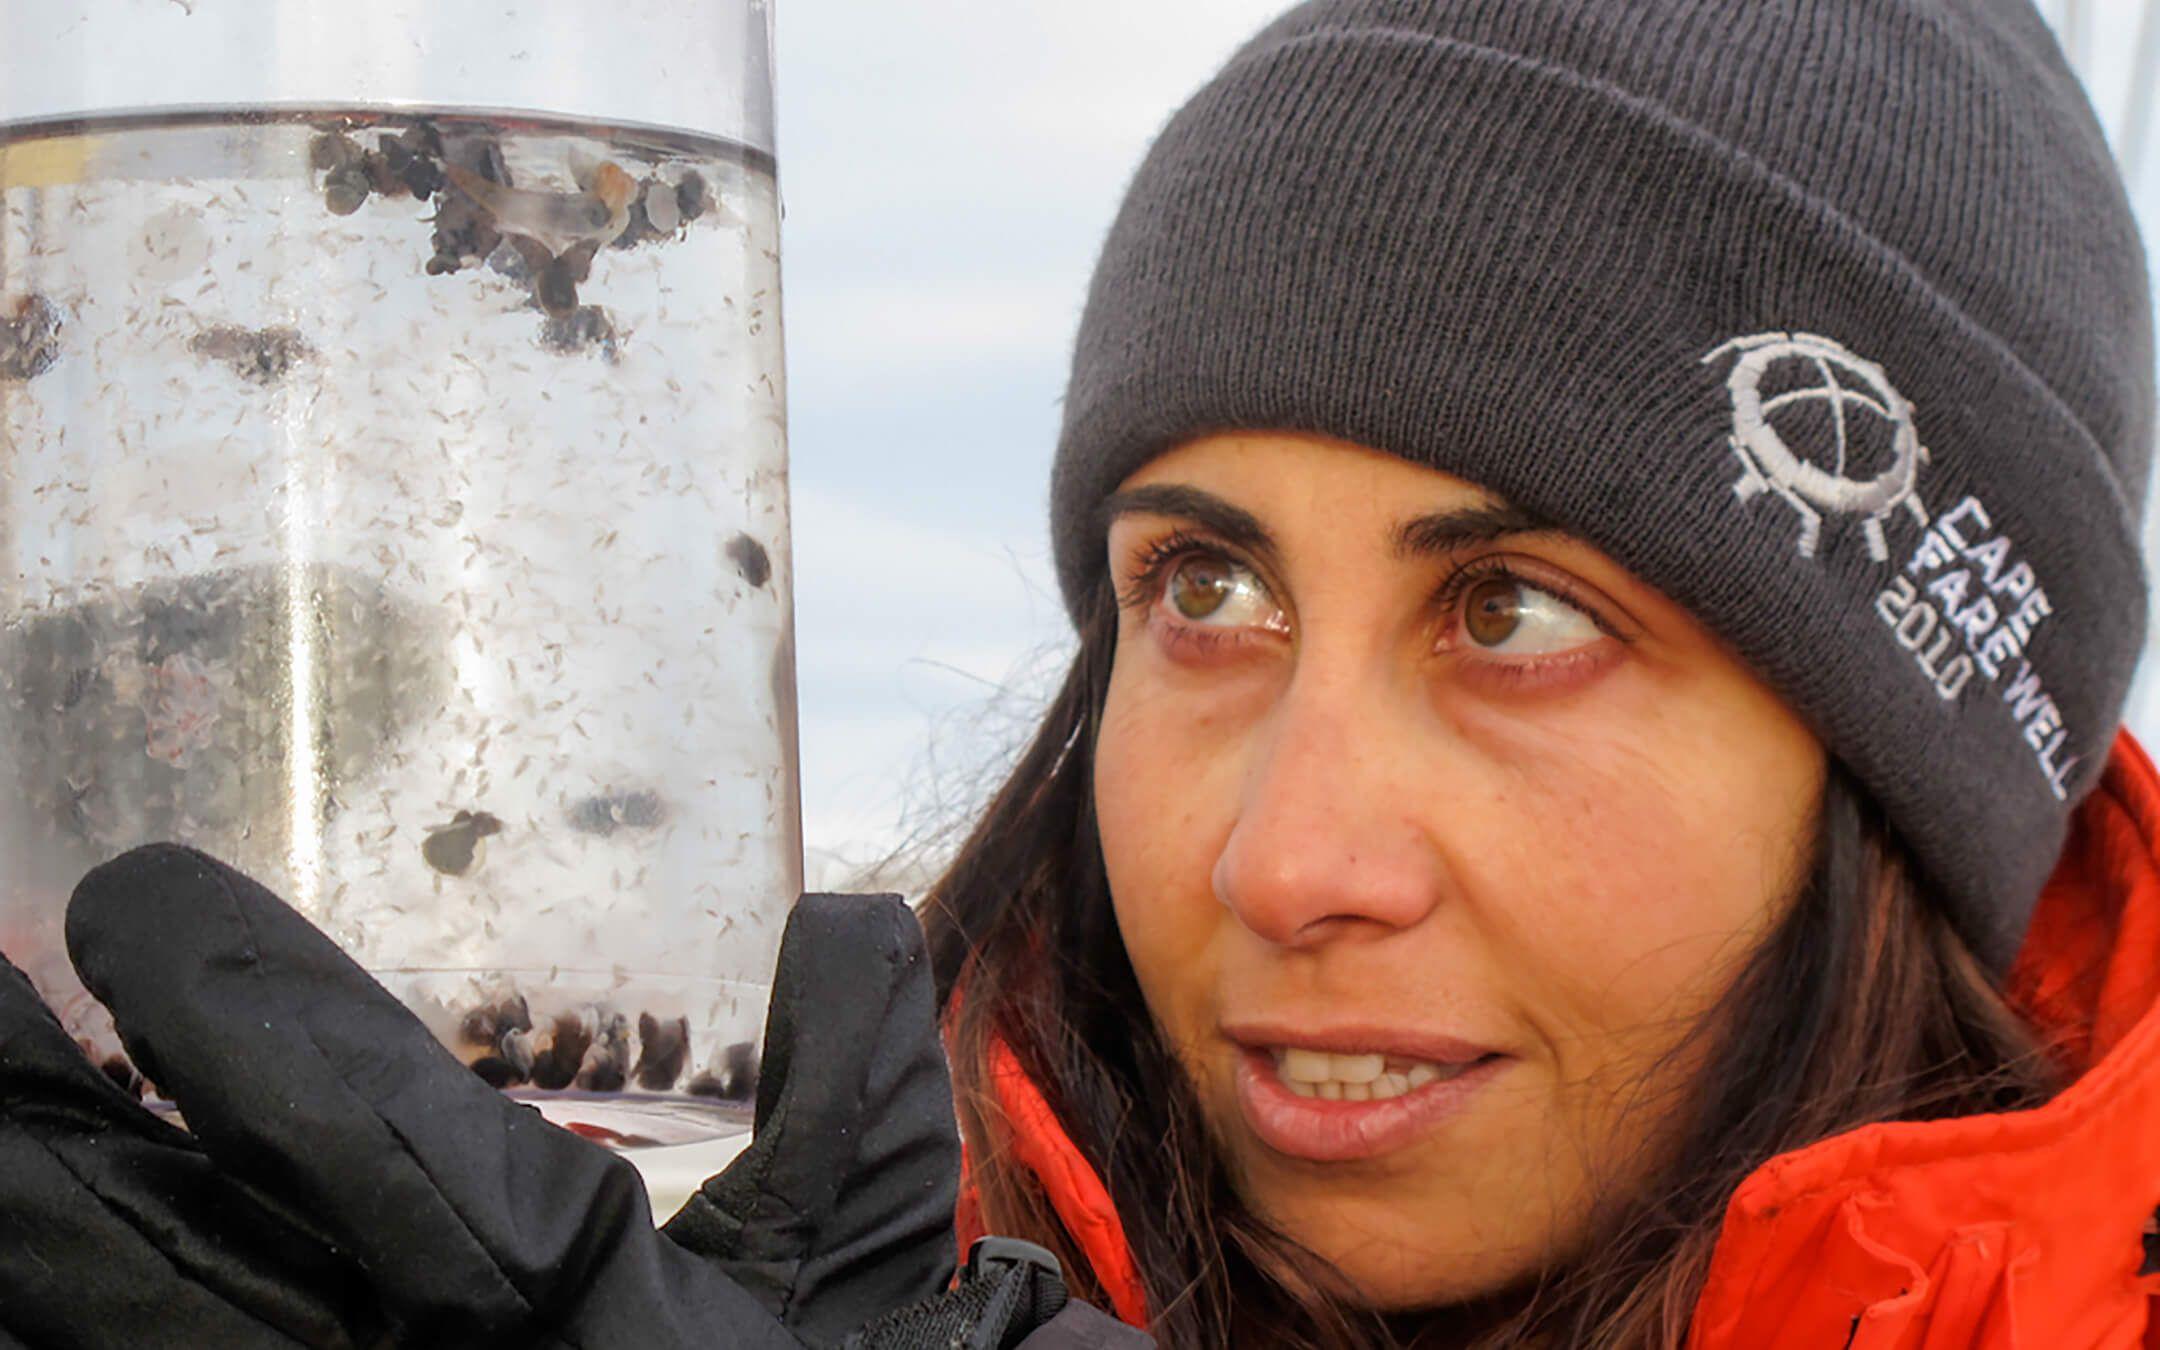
[0,109,798,1146]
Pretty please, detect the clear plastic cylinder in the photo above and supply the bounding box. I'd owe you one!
[0,0,794,1147]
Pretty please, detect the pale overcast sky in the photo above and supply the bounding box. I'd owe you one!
[774,1,2160,874]
[777,3,1305,871]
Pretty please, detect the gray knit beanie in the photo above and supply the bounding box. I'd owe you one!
[1049,0,2155,971]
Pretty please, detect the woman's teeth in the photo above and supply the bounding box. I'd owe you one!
[1271,1047,1470,1100]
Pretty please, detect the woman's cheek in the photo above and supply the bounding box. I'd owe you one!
[1094,673,1233,1052]
[1458,706,1811,1065]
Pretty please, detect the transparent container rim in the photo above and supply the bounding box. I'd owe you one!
[0,0,776,152]
[0,102,779,176]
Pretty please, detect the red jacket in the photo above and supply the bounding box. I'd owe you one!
[959,733,2160,1347]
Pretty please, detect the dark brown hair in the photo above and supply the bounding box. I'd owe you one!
[921,583,2063,1348]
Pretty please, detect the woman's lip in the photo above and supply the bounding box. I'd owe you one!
[1219,1021,1500,1065]
[1232,1046,1507,1163]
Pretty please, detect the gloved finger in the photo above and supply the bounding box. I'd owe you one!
[67,843,798,1347]
[0,940,171,1130]
[664,893,960,1346]
[0,949,387,1348]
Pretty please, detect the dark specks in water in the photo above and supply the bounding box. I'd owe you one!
[538,305,619,363]
[499,1027,537,1079]
[608,171,701,251]
[726,534,771,589]
[310,130,371,215]
[676,170,713,223]
[634,1013,690,1090]
[1,294,63,382]
[579,1057,627,1095]
[687,1040,758,1102]
[421,808,503,877]
[567,788,667,836]
[318,119,717,325]
[322,168,371,216]
[528,1012,592,1091]
[310,130,360,173]
[486,238,533,283]
[470,1056,523,1088]
[189,324,313,385]
[427,195,501,274]
[534,259,581,314]
[426,142,510,276]
[458,992,531,1047]
[575,1012,631,1092]
[317,121,449,216]
[456,998,733,1102]
[533,240,600,316]
[608,192,667,251]
[377,129,445,199]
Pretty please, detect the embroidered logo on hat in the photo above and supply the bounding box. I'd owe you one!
[1705,332,1931,561]
[1706,331,2077,801]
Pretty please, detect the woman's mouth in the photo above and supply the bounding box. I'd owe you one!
[1232,1042,1508,1162]
[1270,1046,1478,1099]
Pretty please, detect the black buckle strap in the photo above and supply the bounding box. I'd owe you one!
[842,1237,1071,1350]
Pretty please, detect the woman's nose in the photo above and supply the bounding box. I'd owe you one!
[1209,677,1451,948]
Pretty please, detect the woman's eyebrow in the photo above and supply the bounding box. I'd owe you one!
[1099,486,1554,563]
[1393,502,1557,559]
[1098,484,1273,555]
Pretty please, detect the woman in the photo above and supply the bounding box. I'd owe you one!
[926,0,2160,1345]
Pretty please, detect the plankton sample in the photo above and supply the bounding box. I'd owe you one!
[0,105,797,1148]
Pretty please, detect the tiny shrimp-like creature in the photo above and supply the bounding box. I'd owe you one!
[442,161,639,259]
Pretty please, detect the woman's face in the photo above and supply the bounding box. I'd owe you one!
[1093,432,1825,1309]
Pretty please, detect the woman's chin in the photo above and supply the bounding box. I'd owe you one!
[1253,1192,1550,1312]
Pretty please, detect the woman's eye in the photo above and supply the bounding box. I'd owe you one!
[1163,554,1275,626]
[1459,576,1603,654]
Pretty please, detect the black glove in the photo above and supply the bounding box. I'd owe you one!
[0,843,963,1348]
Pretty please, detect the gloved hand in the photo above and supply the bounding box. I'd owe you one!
[0,843,966,1349]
